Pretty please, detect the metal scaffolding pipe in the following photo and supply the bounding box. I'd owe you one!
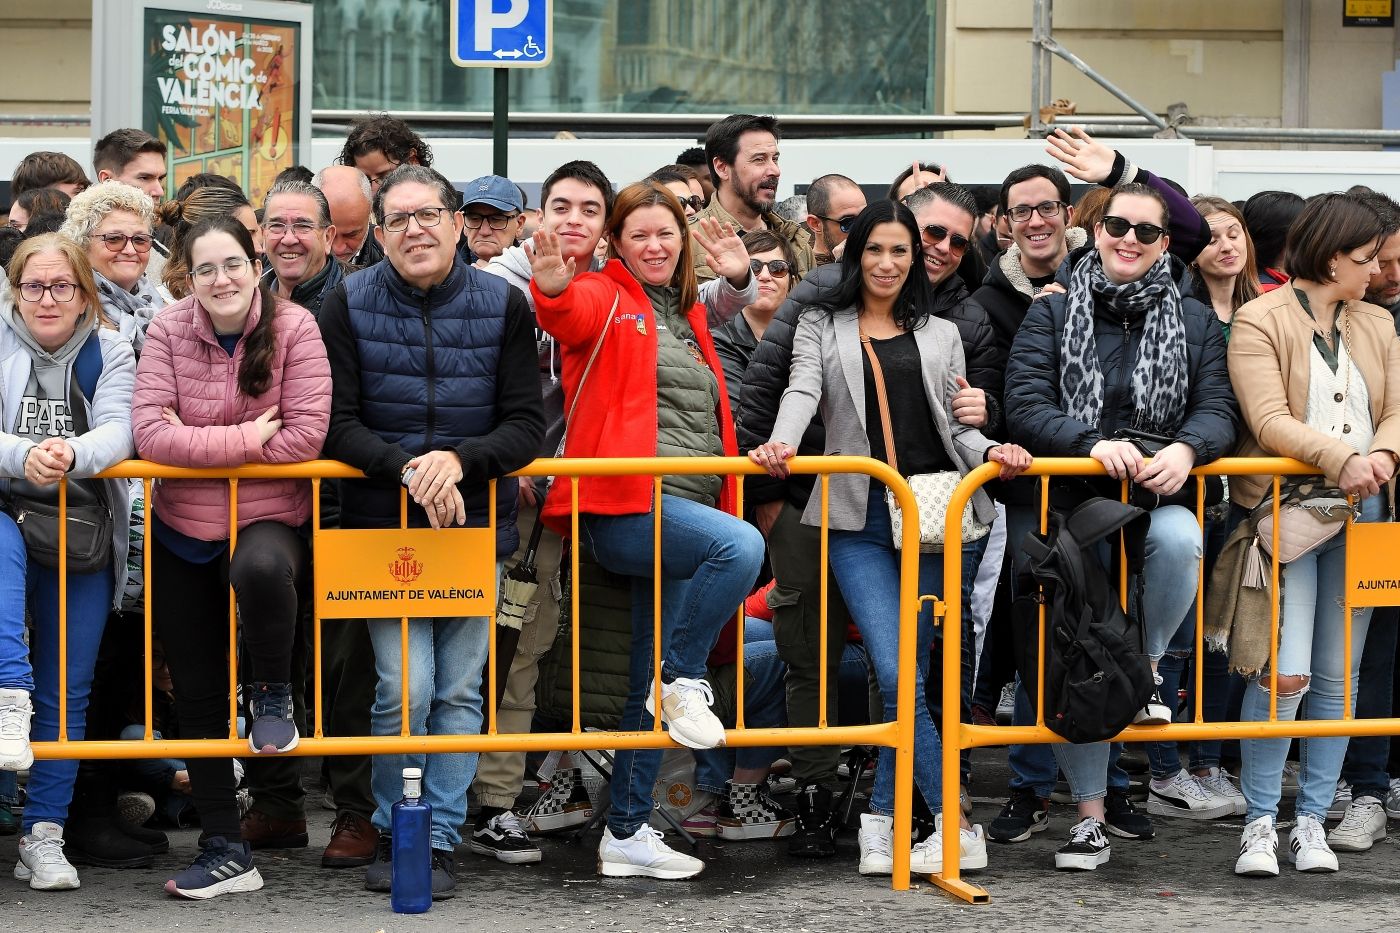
[1085,123,1400,144]
[1037,36,1170,130]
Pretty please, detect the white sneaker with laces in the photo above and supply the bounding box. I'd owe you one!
[1387,778,1400,819]
[1147,769,1237,820]
[1290,813,1339,872]
[1327,780,1353,821]
[597,825,703,879]
[1328,796,1387,852]
[857,813,894,876]
[0,688,34,772]
[15,821,79,890]
[910,814,988,875]
[1198,767,1246,816]
[1133,672,1172,726]
[645,677,725,749]
[1235,814,1279,877]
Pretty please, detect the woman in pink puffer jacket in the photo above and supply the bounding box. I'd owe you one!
[131,215,329,900]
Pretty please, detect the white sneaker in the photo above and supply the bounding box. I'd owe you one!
[645,678,725,750]
[1132,672,1172,726]
[910,814,988,875]
[15,822,79,890]
[857,813,894,876]
[597,825,703,879]
[1235,814,1279,877]
[0,688,34,771]
[1386,777,1400,819]
[1328,796,1387,852]
[1327,780,1353,821]
[1055,816,1111,871]
[1147,769,1237,820]
[1289,813,1339,872]
[1197,767,1246,816]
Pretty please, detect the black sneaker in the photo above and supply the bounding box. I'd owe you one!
[364,833,393,892]
[430,848,457,899]
[248,681,299,754]
[787,784,837,858]
[1054,817,1111,871]
[988,788,1050,843]
[165,836,263,899]
[717,780,797,841]
[468,811,542,864]
[1104,788,1154,840]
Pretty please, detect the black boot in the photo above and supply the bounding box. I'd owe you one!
[788,784,838,858]
[64,815,156,868]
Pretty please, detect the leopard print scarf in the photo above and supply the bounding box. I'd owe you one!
[1059,252,1188,436]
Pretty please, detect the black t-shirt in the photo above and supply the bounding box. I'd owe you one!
[1028,272,1057,291]
[862,332,952,476]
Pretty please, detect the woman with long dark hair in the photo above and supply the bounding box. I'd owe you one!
[750,199,1031,878]
[132,215,329,899]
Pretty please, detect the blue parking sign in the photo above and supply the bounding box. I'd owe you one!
[451,0,552,68]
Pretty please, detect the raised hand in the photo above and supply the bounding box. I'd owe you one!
[694,217,751,286]
[525,229,576,298]
[1044,126,1115,184]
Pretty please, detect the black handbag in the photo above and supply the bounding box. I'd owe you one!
[1114,427,1224,512]
[5,350,112,574]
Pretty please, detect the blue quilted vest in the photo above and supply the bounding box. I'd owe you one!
[339,257,520,556]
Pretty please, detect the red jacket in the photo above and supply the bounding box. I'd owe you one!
[532,260,738,535]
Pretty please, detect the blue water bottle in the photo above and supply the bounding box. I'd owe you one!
[391,767,432,914]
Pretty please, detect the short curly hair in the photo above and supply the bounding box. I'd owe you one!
[60,180,156,249]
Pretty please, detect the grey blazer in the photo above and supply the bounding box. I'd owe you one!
[770,304,998,531]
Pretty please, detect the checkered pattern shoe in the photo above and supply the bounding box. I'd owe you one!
[518,768,593,834]
[717,780,797,841]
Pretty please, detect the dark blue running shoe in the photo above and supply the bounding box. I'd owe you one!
[248,681,299,754]
[165,836,263,899]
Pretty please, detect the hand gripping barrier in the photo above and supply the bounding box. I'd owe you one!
[29,456,929,891]
[934,456,1392,904]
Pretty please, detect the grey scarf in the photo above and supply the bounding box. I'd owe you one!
[1059,252,1189,435]
[94,271,162,356]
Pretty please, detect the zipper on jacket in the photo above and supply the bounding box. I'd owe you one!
[421,294,437,449]
[1103,314,1135,435]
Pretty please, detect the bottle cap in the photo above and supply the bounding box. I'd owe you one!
[403,767,422,779]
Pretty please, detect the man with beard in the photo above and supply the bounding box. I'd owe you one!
[1361,192,1400,327]
[692,114,814,282]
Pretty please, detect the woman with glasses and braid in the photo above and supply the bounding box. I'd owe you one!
[60,182,167,356]
[131,215,329,899]
[1003,182,1238,871]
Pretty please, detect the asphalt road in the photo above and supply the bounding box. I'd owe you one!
[6,750,1400,932]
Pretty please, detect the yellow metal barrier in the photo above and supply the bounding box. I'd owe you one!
[29,455,927,891]
[934,456,1391,904]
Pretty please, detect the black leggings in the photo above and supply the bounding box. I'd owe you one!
[153,520,309,840]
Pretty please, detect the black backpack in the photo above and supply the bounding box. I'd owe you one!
[1011,497,1156,744]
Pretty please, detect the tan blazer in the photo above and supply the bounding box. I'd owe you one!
[1227,285,1400,508]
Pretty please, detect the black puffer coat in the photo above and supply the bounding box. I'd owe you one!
[737,263,1006,507]
[1004,245,1238,465]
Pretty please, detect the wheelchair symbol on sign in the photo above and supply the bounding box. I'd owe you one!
[522,35,543,58]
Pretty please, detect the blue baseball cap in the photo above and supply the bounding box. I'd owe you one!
[462,175,523,213]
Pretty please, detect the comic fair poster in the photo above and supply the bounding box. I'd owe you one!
[143,9,299,205]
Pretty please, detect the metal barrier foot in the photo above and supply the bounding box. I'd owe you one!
[929,874,991,904]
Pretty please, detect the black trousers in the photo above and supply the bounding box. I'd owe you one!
[153,521,308,840]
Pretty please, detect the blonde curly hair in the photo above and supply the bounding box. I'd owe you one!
[59,180,156,249]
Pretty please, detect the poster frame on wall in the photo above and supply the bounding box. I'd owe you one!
[90,0,313,203]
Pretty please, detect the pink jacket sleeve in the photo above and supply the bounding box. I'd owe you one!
[131,316,263,467]
[258,307,331,463]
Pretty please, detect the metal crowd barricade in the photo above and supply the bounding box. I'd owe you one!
[933,456,1392,904]
[30,455,929,891]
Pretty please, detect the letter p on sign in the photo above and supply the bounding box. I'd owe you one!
[476,0,526,50]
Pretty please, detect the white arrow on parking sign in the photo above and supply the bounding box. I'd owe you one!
[494,49,523,59]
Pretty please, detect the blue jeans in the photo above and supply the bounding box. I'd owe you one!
[1341,607,1398,800]
[580,495,765,836]
[1146,613,1231,778]
[7,529,113,830]
[694,635,789,794]
[1240,495,1384,824]
[366,564,500,851]
[828,490,948,817]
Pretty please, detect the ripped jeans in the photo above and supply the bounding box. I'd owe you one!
[1239,494,1384,824]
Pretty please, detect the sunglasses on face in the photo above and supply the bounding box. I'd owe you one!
[750,259,791,278]
[816,213,858,234]
[1101,215,1165,245]
[680,195,703,213]
[922,224,970,252]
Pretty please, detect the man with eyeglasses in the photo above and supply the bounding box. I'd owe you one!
[259,180,346,316]
[803,174,866,266]
[692,114,814,283]
[461,175,525,270]
[319,163,543,898]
